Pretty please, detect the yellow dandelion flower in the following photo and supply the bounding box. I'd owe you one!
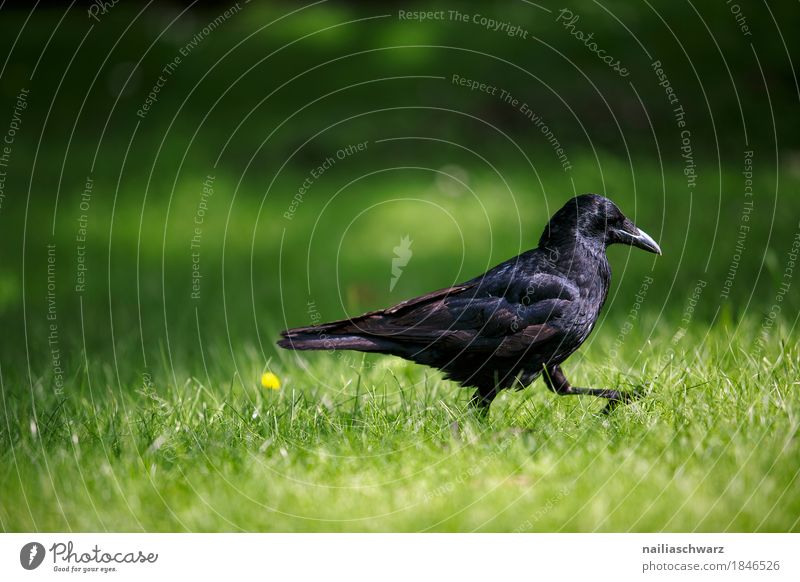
[261,371,281,390]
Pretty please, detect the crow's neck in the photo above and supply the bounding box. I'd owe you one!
[539,230,611,286]
[539,226,607,261]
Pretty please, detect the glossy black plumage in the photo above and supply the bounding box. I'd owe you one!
[278,194,661,408]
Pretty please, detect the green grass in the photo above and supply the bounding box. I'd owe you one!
[1,155,799,532]
[2,314,798,532]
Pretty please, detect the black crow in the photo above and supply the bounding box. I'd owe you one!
[278,194,661,410]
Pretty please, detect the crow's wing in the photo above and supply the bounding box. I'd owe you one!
[350,271,578,357]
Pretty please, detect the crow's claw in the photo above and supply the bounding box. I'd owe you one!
[600,385,647,415]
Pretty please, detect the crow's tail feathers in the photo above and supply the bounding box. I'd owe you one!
[278,283,476,354]
[277,318,391,353]
[277,330,386,352]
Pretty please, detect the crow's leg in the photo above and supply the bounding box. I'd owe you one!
[469,386,498,412]
[467,369,505,413]
[542,365,641,413]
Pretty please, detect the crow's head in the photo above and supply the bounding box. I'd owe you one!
[540,193,662,255]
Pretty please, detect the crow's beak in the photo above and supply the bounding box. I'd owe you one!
[615,223,662,255]
[629,227,662,255]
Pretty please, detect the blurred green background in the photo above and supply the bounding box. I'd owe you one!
[1,0,799,531]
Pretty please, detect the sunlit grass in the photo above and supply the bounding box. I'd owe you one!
[1,315,797,532]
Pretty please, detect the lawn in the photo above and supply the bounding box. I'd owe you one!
[1,311,798,532]
[2,159,798,532]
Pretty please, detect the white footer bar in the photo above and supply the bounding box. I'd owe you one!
[1,534,796,581]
